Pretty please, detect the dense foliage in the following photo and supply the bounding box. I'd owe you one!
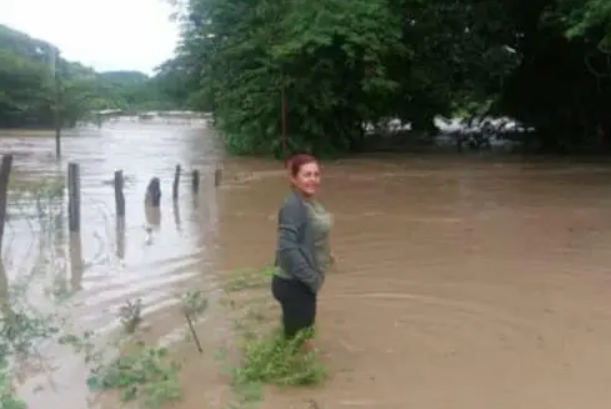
[0,25,176,128]
[162,0,611,155]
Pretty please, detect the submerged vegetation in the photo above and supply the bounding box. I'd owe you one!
[84,285,212,409]
[221,266,327,408]
[86,343,183,408]
[0,177,197,409]
[236,328,326,387]
[0,178,72,409]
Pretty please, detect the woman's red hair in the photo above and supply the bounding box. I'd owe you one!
[285,152,317,177]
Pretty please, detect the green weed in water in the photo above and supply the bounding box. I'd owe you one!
[0,358,25,409]
[118,299,143,334]
[226,328,327,408]
[235,328,326,387]
[223,266,327,408]
[0,308,69,408]
[180,289,208,318]
[0,310,61,356]
[86,342,182,409]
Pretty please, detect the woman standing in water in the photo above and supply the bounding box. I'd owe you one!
[272,153,333,342]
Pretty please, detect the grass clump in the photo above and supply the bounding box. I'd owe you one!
[180,289,208,317]
[0,306,69,408]
[235,328,326,387]
[86,341,182,409]
[0,358,25,409]
[118,298,143,334]
[85,290,210,407]
[0,310,60,356]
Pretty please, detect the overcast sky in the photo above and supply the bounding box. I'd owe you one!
[0,0,179,75]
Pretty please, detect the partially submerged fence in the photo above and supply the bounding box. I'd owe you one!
[0,153,223,251]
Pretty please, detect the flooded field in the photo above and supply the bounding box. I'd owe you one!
[3,123,611,409]
[218,155,611,409]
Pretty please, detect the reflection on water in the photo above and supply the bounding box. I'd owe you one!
[69,232,83,291]
[144,204,162,245]
[0,122,221,409]
[173,199,182,232]
[115,217,125,260]
[0,260,9,315]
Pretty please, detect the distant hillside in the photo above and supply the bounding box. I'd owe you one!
[0,25,178,128]
[0,24,96,79]
[0,24,56,61]
[0,25,60,127]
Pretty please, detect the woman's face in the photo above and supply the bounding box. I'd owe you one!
[292,161,321,197]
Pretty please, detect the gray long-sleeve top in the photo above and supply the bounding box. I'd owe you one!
[274,190,323,294]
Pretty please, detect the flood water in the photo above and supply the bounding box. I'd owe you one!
[0,122,222,408]
[218,156,611,409]
[3,123,611,409]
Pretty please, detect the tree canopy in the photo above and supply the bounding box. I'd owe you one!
[0,25,177,128]
[161,0,611,155]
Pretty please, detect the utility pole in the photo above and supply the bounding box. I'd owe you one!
[280,85,288,157]
[50,47,61,159]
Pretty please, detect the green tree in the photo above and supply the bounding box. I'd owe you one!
[165,0,520,155]
[162,0,611,155]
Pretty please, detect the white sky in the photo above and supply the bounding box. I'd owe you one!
[0,0,179,74]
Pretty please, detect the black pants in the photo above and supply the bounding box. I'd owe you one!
[271,275,317,339]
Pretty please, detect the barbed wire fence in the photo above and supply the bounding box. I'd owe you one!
[3,179,68,301]
[0,174,122,404]
[0,151,224,407]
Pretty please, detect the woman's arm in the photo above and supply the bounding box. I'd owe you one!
[276,200,322,294]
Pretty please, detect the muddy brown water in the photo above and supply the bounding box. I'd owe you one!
[0,122,221,408]
[3,124,611,409]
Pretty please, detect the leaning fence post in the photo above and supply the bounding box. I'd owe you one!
[0,155,13,252]
[145,177,161,207]
[68,162,81,232]
[114,170,125,217]
[172,164,181,200]
[192,169,200,194]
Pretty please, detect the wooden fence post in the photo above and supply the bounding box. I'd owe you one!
[0,155,13,252]
[114,170,125,217]
[67,163,81,232]
[173,164,181,200]
[192,170,200,194]
[145,177,161,207]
